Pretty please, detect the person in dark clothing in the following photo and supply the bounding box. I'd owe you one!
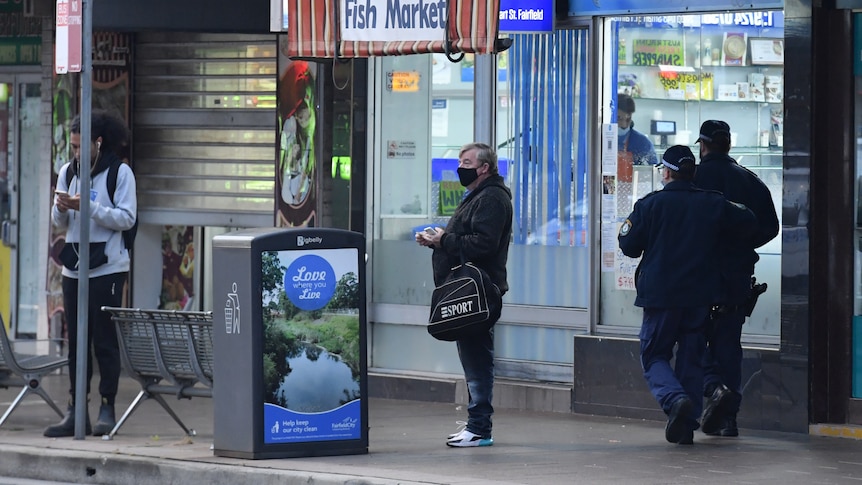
[618,145,756,445]
[46,110,136,438]
[617,94,658,167]
[693,120,779,438]
[416,142,513,447]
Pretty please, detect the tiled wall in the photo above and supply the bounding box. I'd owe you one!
[572,335,808,432]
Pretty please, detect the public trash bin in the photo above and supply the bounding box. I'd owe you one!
[212,227,368,459]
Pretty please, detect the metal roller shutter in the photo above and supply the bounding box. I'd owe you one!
[133,32,277,227]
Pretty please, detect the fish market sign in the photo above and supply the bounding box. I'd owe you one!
[341,0,447,42]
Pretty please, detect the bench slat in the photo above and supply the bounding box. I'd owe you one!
[102,306,214,438]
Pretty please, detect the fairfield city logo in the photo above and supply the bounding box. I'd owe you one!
[331,417,358,430]
[440,299,474,318]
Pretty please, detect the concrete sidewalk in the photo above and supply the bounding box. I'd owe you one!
[2,374,862,485]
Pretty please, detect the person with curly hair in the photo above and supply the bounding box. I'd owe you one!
[46,110,136,438]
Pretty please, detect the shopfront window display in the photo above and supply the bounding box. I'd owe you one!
[600,12,784,338]
[371,33,590,375]
[373,32,590,306]
[277,59,318,227]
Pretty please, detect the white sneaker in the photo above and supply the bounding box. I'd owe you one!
[447,421,467,440]
[446,428,493,447]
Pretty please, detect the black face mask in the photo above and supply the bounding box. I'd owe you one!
[457,167,479,187]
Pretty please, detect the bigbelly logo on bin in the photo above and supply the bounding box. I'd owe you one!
[296,235,323,247]
[284,255,336,310]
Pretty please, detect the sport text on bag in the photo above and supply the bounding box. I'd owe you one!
[428,262,502,341]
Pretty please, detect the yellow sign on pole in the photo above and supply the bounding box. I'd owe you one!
[439,181,465,216]
[391,71,420,92]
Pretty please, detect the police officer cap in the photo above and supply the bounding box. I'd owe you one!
[696,120,731,143]
[657,145,696,172]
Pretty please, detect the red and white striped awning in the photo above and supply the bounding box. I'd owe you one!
[286,0,501,58]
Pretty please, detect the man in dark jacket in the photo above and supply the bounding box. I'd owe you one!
[693,120,779,438]
[619,145,756,445]
[416,142,513,447]
[617,94,658,167]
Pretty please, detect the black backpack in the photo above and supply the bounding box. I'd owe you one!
[64,159,138,251]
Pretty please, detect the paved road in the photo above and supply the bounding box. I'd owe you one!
[3,374,862,484]
[0,479,77,485]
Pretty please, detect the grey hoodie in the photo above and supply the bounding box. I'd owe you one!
[52,154,137,279]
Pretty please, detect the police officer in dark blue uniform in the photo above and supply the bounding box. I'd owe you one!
[694,120,779,438]
[618,145,757,445]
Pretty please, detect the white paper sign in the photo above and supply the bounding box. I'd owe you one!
[601,123,618,175]
[431,98,448,137]
[615,248,638,291]
[601,223,617,272]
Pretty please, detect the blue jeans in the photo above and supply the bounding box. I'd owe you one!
[457,328,494,438]
[703,306,745,413]
[640,307,708,430]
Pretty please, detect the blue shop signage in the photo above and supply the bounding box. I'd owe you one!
[567,0,783,16]
[613,10,784,30]
[499,0,554,34]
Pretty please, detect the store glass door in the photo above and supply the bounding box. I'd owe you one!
[0,75,41,336]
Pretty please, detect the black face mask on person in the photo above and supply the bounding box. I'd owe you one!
[458,164,489,187]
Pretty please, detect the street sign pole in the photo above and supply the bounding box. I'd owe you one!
[72,0,92,440]
[55,0,82,74]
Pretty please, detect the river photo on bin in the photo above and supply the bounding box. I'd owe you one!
[260,249,360,424]
[275,342,359,411]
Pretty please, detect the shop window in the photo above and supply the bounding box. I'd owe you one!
[372,31,591,311]
[372,54,466,307]
[599,13,784,338]
[498,29,590,308]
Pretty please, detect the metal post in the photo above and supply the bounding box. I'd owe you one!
[74,0,93,440]
[474,54,497,147]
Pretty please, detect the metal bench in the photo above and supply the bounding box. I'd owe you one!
[101,306,213,440]
[0,315,68,428]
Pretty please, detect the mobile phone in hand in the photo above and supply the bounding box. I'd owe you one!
[424,227,436,235]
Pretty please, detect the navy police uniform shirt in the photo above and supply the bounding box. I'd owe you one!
[618,180,757,309]
[694,152,779,304]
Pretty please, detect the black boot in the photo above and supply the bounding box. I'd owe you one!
[721,415,739,437]
[44,403,91,438]
[92,398,116,437]
[665,396,693,444]
[705,414,739,437]
[701,384,731,435]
